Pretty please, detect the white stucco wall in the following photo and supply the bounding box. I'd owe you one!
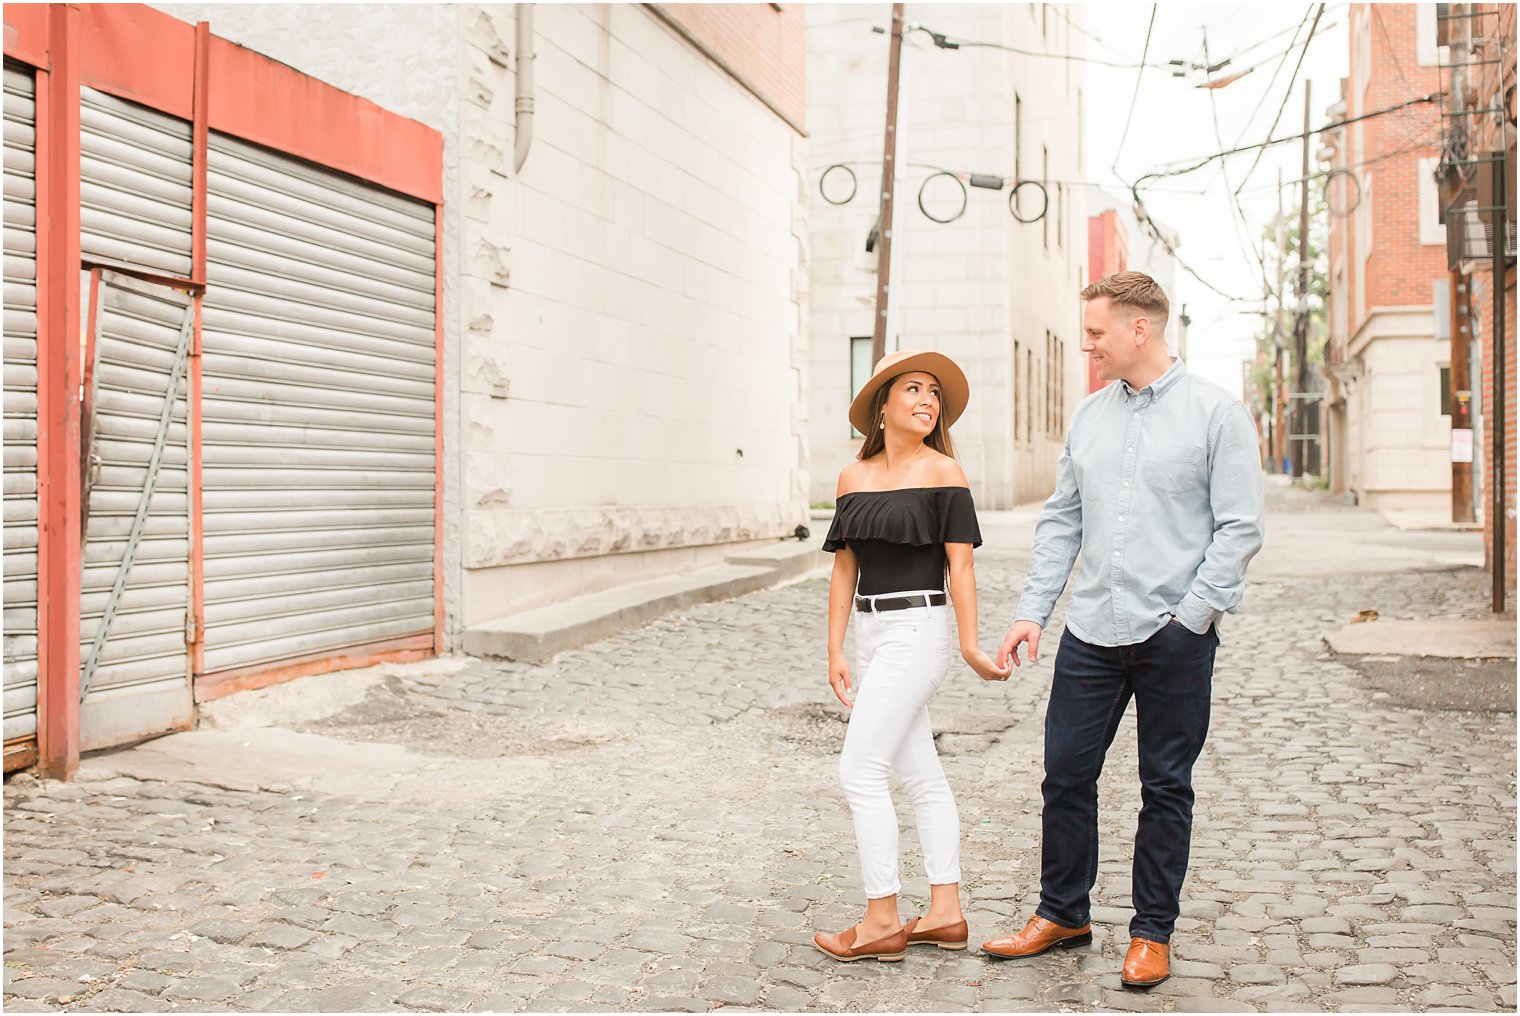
[805,3,1087,509]
[154,3,809,631]
[1346,307,1452,512]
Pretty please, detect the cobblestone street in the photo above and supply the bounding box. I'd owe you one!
[4,484,1516,1013]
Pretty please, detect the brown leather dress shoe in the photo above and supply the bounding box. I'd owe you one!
[904,916,969,950]
[981,915,1093,959]
[1120,937,1170,988]
[812,923,909,962]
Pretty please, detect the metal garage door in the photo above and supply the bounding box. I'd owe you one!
[79,273,194,750]
[78,87,194,750]
[201,132,436,675]
[80,86,193,276]
[3,62,38,769]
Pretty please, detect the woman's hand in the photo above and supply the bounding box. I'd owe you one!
[828,652,854,708]
[963,645,1013,682]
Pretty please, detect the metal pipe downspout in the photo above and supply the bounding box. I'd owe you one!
[513,4,535,174]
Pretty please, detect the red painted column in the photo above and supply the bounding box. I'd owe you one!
[432,209,445,653]
[36,4,82,781]
[188,21,208,681]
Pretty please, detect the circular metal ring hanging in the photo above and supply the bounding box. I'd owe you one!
[819,163,858,206]
[918,170,968,224]
[1009,179,1049,223]
[1321,167,1362,218]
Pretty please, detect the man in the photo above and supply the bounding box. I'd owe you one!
[982,272,1265,988]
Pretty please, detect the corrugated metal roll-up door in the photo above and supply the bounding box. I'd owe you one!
[201,132,436,676]
[81,86,194,278]
[3,62,39,770]
[79,273,194,751]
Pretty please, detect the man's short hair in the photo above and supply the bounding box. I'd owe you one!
[1080,271,1169,328]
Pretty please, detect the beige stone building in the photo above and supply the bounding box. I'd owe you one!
[806,4,1089,508]
[153,3,812,640]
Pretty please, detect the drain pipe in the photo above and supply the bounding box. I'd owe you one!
[513,4,536,174]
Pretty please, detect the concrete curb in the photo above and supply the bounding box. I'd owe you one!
[461,539,828,663]
[1324,619,1517,659]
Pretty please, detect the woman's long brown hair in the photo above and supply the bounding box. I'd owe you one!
[856,373,958,461]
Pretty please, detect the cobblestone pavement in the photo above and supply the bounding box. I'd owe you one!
[5,484,1516,1013]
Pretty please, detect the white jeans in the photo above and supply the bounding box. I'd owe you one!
[839,593,961,899]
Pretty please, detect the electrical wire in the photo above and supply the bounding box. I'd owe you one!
[1202,28,1274,298]
[1136,92,1443,181]
[1111,5,1159,182]
[1232,3,1327,200]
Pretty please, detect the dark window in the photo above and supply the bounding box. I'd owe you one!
[850,336,873,437]
[1440,365,1451,416]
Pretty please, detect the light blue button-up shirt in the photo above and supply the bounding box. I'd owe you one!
[1016,358,1265,646]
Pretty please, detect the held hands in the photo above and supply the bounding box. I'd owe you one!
[963,644,1013,682]
[828,651,854,708]
[997,620,1043,671]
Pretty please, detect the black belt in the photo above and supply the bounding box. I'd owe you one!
[855,592,947,613]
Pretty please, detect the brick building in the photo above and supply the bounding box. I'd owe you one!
[1322,4,1454,518]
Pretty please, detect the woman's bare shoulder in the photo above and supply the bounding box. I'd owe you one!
[836,459,873,497]
[924,452,969,489]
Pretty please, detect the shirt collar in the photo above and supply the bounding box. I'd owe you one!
[1121,357,1186,401]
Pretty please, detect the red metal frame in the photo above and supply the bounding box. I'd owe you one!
[433,210,446,652]
[2,6,48,69]
[194,635,434,703]
[79,268,101,501]
[188,21,209,680]
[35,5,82,781]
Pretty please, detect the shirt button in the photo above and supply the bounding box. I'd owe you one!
[1122,480,1130,487]
[1113,551,1121,557]
[1127,446,1134,453]
[1112,586,1121,593]
[1118,515,1126,522]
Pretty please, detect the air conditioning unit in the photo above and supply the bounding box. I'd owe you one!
[1446,186,1516,271]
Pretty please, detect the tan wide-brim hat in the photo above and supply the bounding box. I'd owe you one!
[848,349,970,434]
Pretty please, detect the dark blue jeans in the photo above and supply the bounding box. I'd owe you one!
[1034,620,1217,944]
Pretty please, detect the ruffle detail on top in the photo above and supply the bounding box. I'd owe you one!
[822,486,982,551]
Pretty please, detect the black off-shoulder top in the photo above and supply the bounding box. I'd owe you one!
[823,486,982,596]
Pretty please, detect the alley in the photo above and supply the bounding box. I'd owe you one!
[4,482,1515,1013]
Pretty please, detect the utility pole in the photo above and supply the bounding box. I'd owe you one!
[1490,150,1507,613]
[1450,272,1475,523]
[871,2,906,367]
[1291,81,1312,479]
[1273,171,1287,473]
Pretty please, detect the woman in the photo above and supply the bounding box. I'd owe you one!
[813,349,1011,963]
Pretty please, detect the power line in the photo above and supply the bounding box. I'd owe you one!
[1207,4,1315,193]
[909,21,1173,71]
[1232,3,1327,200]
[1112,6,1159,181]
[1135,91,1442,182]
[1203,28,1274,298]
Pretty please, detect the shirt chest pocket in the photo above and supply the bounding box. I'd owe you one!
[1143,440,1204,494]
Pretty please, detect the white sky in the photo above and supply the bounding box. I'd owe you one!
[1080,3,1352,397]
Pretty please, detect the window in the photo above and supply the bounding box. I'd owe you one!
[1013,339,1022,442]
[850,336,873,437]
[1417,156,1444,246]
[1014,94,1022,184]
[1057,184,1064,250]
[1026,347,1034,442]
[1076,89,1083,176]
[1440,365,1452,416]
[1042,146,1050,250]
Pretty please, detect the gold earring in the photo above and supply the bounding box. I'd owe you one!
[879,418,885,430]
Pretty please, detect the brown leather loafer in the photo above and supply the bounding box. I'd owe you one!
[904,916,969,950]
[1120,937,1170,988]
[982,915,1093,959]
[812,924,909,962]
